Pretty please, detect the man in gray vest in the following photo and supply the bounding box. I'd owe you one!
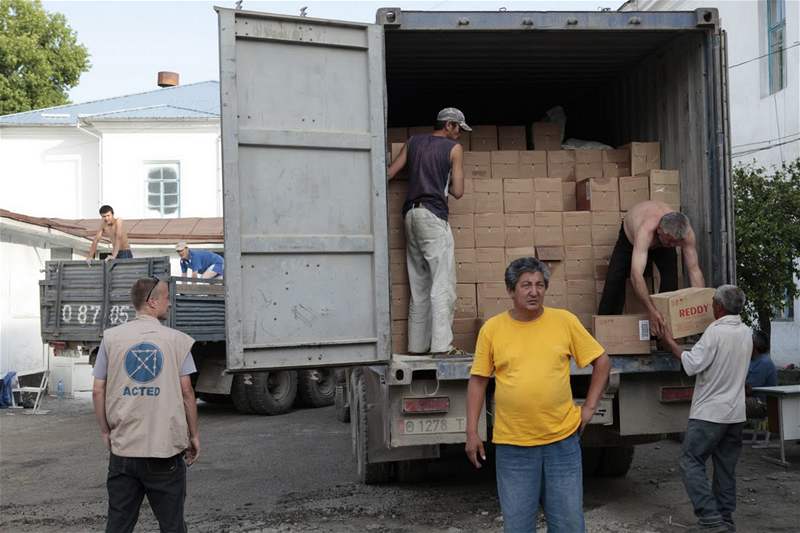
[388,108,468,355]
[92,276,200,533]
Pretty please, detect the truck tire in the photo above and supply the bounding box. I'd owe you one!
[231,374,254,414]
[598,445,635,477]
[297,368,335,408]
[335,384,350,423]
[354,371,391,484]
[581,447,602,477]
[246,371,298,416]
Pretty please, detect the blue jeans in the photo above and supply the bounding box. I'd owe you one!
[680,419,744,528]
[495,432,584,533]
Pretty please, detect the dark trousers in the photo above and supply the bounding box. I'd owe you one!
[116,249,134,259]
[597,224,678,314]
[680,419,744,528]
[106,453,187,533]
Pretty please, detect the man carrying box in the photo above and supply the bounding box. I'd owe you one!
[387,108,468,355]
[659,285,751,533]
[598,200,705,336]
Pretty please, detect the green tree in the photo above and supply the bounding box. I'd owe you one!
[734,159,800,335]
[0,0,89,115]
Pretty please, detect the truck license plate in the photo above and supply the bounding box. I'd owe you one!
[398,417,466,435]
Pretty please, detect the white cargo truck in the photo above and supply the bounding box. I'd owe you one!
[215,6,733,482]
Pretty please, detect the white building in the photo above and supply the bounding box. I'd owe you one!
[622,0,800,366]
[0,80,222,220]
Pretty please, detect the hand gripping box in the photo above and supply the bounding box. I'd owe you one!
[650,287,716,338]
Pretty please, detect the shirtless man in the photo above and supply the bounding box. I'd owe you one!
[87,205,133,261]
[598,200,705,336]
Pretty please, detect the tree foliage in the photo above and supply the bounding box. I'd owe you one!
[0,0,90,115]
[734,159,800,334]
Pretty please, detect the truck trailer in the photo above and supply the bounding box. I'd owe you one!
[215,6,732,482]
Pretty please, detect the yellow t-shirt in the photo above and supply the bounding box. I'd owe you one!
[471,307,605,446]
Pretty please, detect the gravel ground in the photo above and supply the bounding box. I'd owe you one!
[1,395,798,532]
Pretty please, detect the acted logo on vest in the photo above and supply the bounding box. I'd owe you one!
[123,341,163,397]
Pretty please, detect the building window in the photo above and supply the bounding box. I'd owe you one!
[767,0,786,94]
[145,162,180,216]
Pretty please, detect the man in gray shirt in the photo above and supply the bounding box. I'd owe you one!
[660,285,752,533]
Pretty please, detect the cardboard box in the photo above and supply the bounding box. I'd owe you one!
[619,175,650,211]
[388,213,406,249]
[477,282,510,318]
[456,283,478,319]
[548,277,567,308]
[596,279,605,305]
[547,150,576,181]
[457,131,471,151]
[576,177,620,212]
[593,315,652,355]
[542,259,565,280]
[534,178,563,212]
[470,125,499,152]
[387,128,408,144]
[491,151,521,180]
[624,142,661,176]
[532,122,562,151]
[602,148,631,177]
[474,213,505,248]
[503,178,535,213]
[449,178,475,215]
[391,319,408,353]
[650,169,680,210]
[651,288,716,338]
[567,279,597,314]
[464,151,491,180]
[592,245,613,280]
[389,248,408,285]
[450,213,475,249]
[565,245,594,280]
[506,247,536,265]
[535,212,564,247]
[562,182,577,211]
[563,211,592,246]
[408,126,432,136]
[473,179,503,213]
[453,318,480,352]
[519,150,548,178]
[391,284,410,320]
[455,248,477,284]
[504,213,535,248]
[387,179,408,213]
[537,247,565,261]
[575,149,604,179]
[591,212,622,246]
[498,126,527,151]
[476,247,506,283]
[623,278,653,315]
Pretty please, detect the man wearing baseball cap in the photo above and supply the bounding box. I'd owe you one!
[176,242,225,279]
[387,108,469,355]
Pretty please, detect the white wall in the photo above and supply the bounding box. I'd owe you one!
[0,127,100,218]
[98,122,221,218]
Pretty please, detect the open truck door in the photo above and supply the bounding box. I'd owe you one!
[216,8,391,373]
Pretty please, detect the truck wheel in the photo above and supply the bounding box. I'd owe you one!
[335,383,350,423]
[231,374,254,414]
[598,446,635,477]
[246,371,298,416]
[297,368,335,407]
[354,371,391,484]
[581,447,602,477]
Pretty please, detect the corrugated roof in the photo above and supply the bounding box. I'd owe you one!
[0,209,222,245]
[0,81,219,126]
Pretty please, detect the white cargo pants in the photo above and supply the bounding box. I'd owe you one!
[404,207,457,353]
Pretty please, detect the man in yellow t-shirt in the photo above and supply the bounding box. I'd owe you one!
[465,257,611,532]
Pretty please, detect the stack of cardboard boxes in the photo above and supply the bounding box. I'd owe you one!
[386,125,691,354]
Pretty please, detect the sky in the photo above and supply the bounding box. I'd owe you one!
[42,0,625,104]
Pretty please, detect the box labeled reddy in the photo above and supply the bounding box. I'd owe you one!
[474,212,505,248]
[534,178,563,212]
[651,287,715,338]
[519,150,548,178]
[504,213,535,248]
[593,315,652,355]
[619,175,650,211]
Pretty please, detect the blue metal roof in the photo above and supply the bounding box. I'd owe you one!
[0,81,219,126]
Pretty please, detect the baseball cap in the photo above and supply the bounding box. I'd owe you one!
[436,108,472,131]
[175,241,188,251]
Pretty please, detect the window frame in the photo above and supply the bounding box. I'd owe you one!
[144,161,181,217]
[767,0,786,94]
